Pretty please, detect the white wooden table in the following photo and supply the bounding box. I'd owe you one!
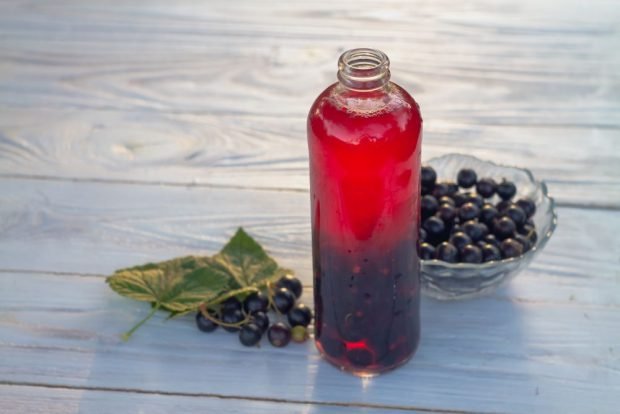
[1,1,619,413]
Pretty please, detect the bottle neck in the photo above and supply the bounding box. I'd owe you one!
[337,48,391,91]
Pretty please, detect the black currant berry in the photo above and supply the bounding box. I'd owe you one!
[497,179,517,200]
[288,304,313,327]
[421,166,437,188]
[465,193,484,209]
[221,309,244,332]
[276,275,303,299]
[421,195,439,219]
[514,233,532,252]
[196,310,219,333]
[445,181,459,195]
[432,183,451,198]
[505,204,526,227]
[419,227,428,242]
[516,198,536,218]
[243,292,269,314]
[449,231,472,251]
[500,238,524,258]
[480,203,498,224]
[273,288,296,313]
[419,242,436,260]
[482,244,502,262]
[483,234,501,249]
[220,297,242,313]
[461,244,483,263]
[239,323,263,347]
[435,242,459,263]
[476,178,497,198]
[457,168,477,189]
[493,216,516,240]
[452,192,467,207]
[439,196,455,206]
[268,322,292,347]
[251,311,270,332]
[459,202,480,222]
[436,204,457,225]
[423,216,446,237]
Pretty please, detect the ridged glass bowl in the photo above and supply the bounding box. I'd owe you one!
[421,154,558,300]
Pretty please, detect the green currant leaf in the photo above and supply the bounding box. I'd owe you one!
[210,227,291,289]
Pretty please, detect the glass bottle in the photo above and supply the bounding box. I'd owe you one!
[307,48,423,376]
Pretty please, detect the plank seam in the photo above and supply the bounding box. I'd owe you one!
[0,380,496,414]
[0,173,618,211]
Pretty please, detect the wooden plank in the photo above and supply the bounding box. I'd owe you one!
[0,178,618,307]
[0,384,416,414]
[0,0,618,128]
[0,108,618,207]
[1,271,618,414]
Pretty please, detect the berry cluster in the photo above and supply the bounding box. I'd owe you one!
[420,166,538,263]
[195,275,313,347]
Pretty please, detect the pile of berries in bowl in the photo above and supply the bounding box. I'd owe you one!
[420,154,557,300]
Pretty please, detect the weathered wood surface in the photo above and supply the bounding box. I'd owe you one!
[1,0,619,412]
[0,385,414,414]
[0,179,619,413]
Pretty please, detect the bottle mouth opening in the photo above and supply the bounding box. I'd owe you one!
[338,48,390,90]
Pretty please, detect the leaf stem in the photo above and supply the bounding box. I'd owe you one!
[122,303,160,341]
[266,281,281,315]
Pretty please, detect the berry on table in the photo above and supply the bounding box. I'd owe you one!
[516,198,536,218]
[243,292,269,314]
[419,242,436,260]
[276,274,303,299]
[435,242,459,263]
[196,310,219,333]
[268,322,292,347]
[239,323,263,347]
[459,202,480,222]
[251,311,270,332]
[461,244,483,263]
[220,297,242,313]
[288,303,313,327]
[273,287,296,314]
[221,308,245,332]
[500,238,524,258]
[291,325,308,343]
[476,178,497,198]
[421,166,437,188]
[497,179,517,200]
[457,168,477,188]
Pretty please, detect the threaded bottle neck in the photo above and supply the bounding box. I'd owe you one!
[337,48,391,91]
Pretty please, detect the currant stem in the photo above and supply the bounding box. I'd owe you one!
[122,303,160,341]
[199,303,251,328]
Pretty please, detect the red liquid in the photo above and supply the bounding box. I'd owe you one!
[308,82,422,375]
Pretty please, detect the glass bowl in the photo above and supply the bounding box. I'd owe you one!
[421,154,558,300]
